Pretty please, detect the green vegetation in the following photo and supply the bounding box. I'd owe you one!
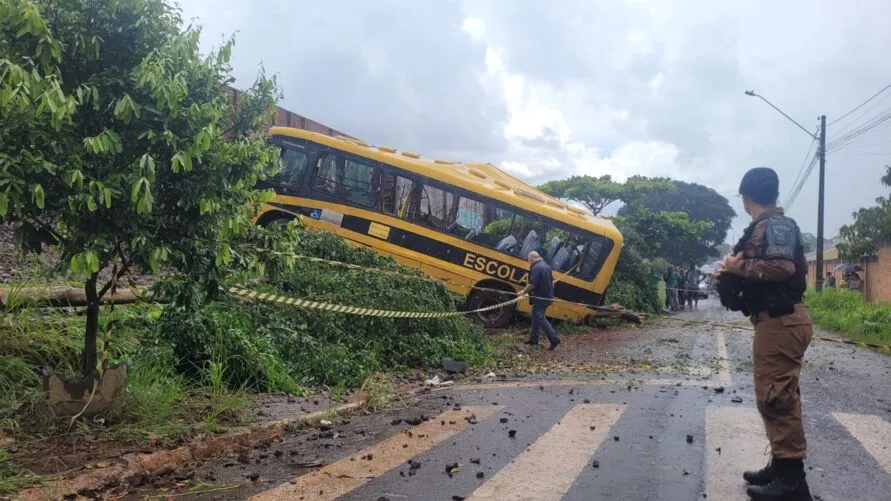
[0,226,486,434]
[156,229,486,390]
[805,288,891,346]
[0,0,282,378]
[540,174,731,313]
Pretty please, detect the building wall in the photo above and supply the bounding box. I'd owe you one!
[224,85,351,138]
[807,244,891,304]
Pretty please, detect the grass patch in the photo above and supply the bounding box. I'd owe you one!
[805,288,891,347]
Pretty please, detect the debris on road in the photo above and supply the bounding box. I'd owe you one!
[442,357,468,373]
[731,396,744,403]
[508,430,517,438]
[592,460,600,468]
[686,434,694,444]
[446,462,461,477]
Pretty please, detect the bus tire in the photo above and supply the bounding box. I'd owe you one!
[466,290,516,328]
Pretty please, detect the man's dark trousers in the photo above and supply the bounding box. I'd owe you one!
[529,302,559,345]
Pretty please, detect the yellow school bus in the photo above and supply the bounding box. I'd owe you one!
[256,126,624,327]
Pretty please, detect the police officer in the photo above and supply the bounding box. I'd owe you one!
[717,167,813,501]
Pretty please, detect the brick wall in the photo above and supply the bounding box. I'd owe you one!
[808,244,891,304]
[224,85,351,139]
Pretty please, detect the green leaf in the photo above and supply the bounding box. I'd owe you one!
[86,197,97,212]
[31,184,45,209]
[0,193,7,216]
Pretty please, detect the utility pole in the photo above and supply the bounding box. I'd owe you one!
[745,90,828,292]
[815,115,827,292]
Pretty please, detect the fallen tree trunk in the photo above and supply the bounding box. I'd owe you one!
[0,286,143,310]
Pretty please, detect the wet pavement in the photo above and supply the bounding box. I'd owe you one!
[117,299,891,500]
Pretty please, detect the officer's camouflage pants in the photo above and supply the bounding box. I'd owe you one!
[751,304,813,459]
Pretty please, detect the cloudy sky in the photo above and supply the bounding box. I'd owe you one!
[178,0,891,242]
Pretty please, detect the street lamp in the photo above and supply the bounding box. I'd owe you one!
[744,90,827,291]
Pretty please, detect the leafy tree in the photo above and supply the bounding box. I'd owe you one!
[0,0,283,378]
[618,180,735,264]
[837,165,891,260]
[539,175,674,215]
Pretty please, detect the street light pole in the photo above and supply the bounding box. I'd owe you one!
[816,115,826,292]
[744,90,826,291]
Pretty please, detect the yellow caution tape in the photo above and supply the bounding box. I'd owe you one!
[229,286,523,319]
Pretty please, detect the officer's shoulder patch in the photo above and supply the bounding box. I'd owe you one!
[764,216,796,258]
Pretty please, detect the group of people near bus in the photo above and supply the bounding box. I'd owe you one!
[651,264,705,311]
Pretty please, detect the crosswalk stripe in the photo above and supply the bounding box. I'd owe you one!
[833,412,891,473]
[706,406,769,501]
[465,404,625,501]
[250,405,502,501]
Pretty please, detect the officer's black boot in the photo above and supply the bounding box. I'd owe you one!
[746,458,813,501]
[743,457,777,486]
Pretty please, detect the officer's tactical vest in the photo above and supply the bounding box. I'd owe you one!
[718,212,807,317]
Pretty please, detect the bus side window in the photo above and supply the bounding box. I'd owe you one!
[415,184,456,231]
[269,147,309,193]
[477,207,516,250]
[378,173,415,217]
[342,158,378,207]
[312,153,379,208]
[579,238,607,280]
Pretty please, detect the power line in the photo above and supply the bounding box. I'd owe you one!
[784,152,819,210]
[786,137,817,204]
[830,81,891,126]
[827,109,891,152]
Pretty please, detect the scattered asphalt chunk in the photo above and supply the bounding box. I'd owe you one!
[614,436,620,442]
[592,460,600,468]
[405,416,425,426]
[391,418,404,426]
[732,396,744,403]
[686,434,694,444]
[500,418,509,424]
[476,472,485,479]
[714,387,725,394]
[470,458,481,464]
[446,462,461,477]
[508,430,517,438]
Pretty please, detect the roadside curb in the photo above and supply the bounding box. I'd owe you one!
[16,398,367,501]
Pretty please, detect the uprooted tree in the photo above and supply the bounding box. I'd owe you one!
[0,0,286,379]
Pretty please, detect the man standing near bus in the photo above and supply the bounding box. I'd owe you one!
[520,251,561,350]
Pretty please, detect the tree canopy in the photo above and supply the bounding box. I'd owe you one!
[539,174,675,216]
[618,179,735,264]
[837,165,891,260]
[0,0,285,377]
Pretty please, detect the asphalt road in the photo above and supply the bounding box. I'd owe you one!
[123,299,891,501]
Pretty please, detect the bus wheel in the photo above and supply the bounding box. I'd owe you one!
[265,217,293,230]
[467,290,516,328]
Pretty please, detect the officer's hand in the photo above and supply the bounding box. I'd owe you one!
[722,253,743,273]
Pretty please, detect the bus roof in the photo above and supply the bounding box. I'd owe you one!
[267,126,623,244]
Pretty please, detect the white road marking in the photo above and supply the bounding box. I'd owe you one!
[833,412,891,473]
[707,406,770,501]
[466,404,626,501]
[250,405,502,501]
[715,328,733,387]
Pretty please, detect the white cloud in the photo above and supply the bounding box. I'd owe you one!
[178,0,891,241]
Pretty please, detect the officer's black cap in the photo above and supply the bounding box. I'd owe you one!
[739,167,779,205]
